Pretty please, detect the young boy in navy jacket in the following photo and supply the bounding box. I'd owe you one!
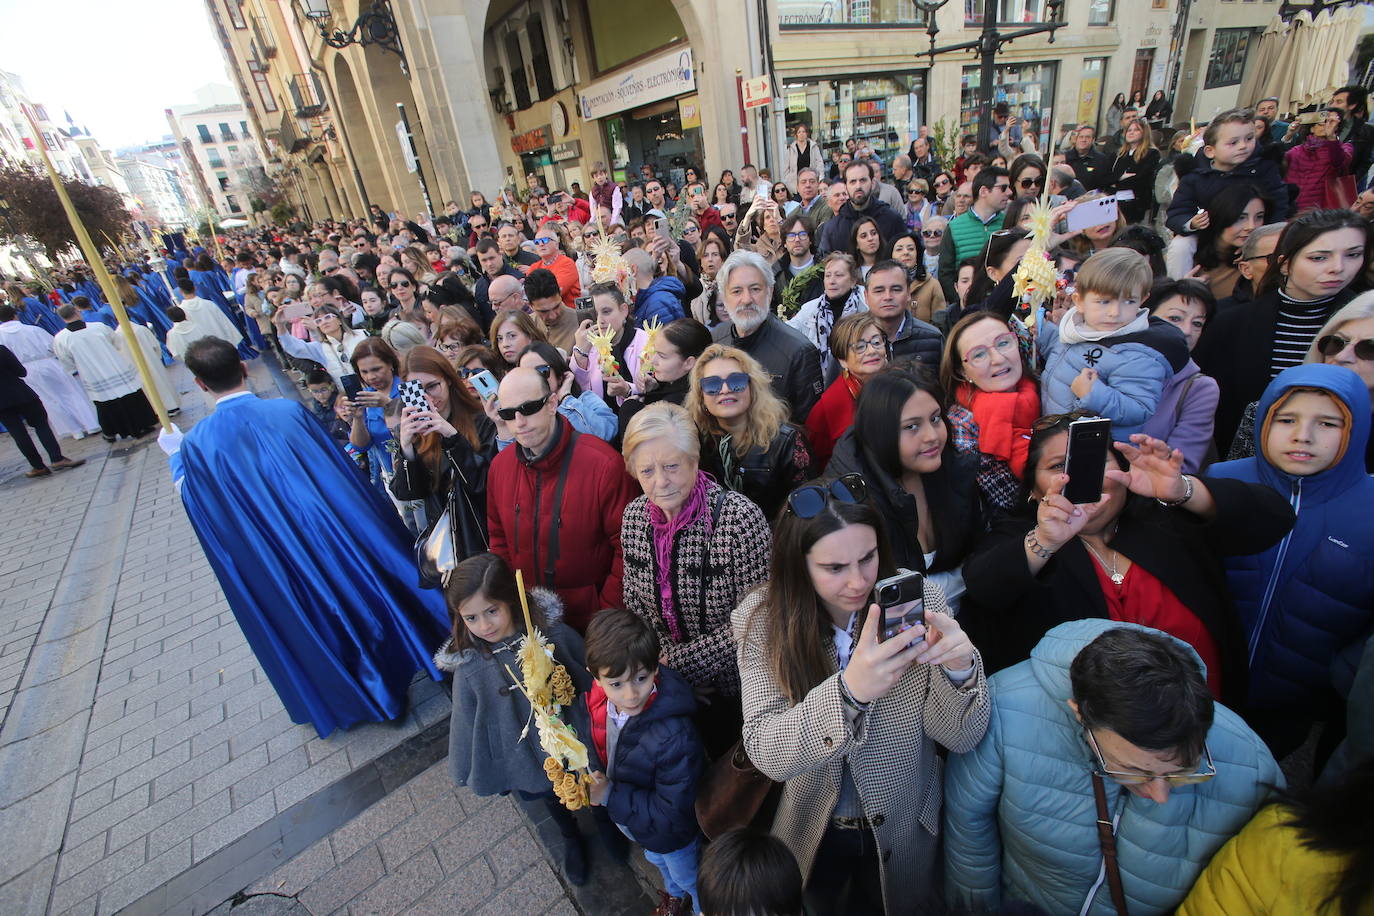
[1166,108,1291,237]
[583,609,704,916]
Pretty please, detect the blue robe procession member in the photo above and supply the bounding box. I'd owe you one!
[5,283,64,335]
[72,294,118,329]
[161,337,450,738]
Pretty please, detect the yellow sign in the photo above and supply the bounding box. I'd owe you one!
[1077,77,1100,128]
[678,95,701,130]
[788,91,808,114]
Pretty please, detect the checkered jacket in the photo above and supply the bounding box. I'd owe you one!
[733,585,990,911]
[947,404,1024,513]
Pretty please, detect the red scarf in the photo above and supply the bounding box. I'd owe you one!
[959,377,1039,477]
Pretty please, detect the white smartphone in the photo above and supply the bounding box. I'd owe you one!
[470,369,499,401]
[1066,196,1119,233]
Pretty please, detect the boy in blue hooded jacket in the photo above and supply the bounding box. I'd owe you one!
[1208,363,1374,757]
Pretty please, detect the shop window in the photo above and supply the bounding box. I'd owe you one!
[961,61,1057,152]
[964,0,1057,25]
[1088,0,1113,24]
[1205,28,1253,89]
[505,32,532,110]
[526,14,557,101]
[782,72,927,166]
[778,0,924,27]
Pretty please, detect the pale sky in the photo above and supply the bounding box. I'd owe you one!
[0,0,230,149]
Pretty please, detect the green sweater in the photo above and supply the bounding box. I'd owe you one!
[938,208,1005,301]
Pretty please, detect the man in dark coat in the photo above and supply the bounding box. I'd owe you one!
[1064,124,1111,192]
[819,160,909,253]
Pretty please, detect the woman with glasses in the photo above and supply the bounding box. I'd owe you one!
[390,345,495,557]
[452,344,505,401]
[618,402,771,756]
[733,477,988,915]
[805,314,889,469]
[1109,118,1160,224]
[271,303,367,384]
[432,307,484,366]
[770,181,799,218]
[904,180,937,231]
[920,216,946,280]
[1007,154,1046,202]
[488,309,547,369]
[787,253,866,381]
[942,313,1041,513]
[378,268,430,354]
[687,344,818,522]
[827,367,983,613]
[1226,291,1374,472]
[931,172,955,210]
[958,413,1293,696]
[509,340,617,443]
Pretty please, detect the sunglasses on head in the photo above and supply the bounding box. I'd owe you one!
[1318,333,1374,361]
[496,395,550,421]
[699,371,750,396]
[786,473,868,518]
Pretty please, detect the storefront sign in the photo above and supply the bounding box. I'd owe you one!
[787,91,808,114]
[578,47,696,121]
[742,75,772,110]
[551,140,582,162]
[511,125,552,154]
[678,95,701,130]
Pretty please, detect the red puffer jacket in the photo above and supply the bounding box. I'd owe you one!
[487,417,640,631]
[1284,137,1352,212]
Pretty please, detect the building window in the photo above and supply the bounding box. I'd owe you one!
[225,0,246,28]
[961,61,1058,151]
[219,122,234,141]
[1152,0,1168,6]
[208,152,225,169]
[505,32,531,110]
[217,172,230,191]
[1088,0,1113,25]
[778,0,924,27]
[526,15,557,101]
[240,120,248,136]
[252,72,278,113]
[965,0,1056,25]
[197,124,213,143]
[782,72,927,164]
[1205,27,1253,89]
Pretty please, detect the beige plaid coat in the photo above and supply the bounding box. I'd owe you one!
[733,586,990,912]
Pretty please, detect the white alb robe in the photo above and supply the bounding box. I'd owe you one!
[114,322,179,413]
[52,323,142,403]
[167,297,243,362]
[0,319,98,437]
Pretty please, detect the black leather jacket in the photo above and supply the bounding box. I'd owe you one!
[711,314,824,422]
[699,423,819,523]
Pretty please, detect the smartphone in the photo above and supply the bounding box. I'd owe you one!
[574,295,593,311]
[1296,111,1323,126]
[470,369,499,401]
[1062,416,1113,504]
[875,570,925,643]
[279,301,311,321]
[654,217,672,241]
[1065,197,1119,234]
[398,378,429,412]
[339,373,363,403]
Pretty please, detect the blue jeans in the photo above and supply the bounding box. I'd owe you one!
[643,835,700,904]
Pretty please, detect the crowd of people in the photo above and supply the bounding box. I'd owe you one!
[5,86,1374,916]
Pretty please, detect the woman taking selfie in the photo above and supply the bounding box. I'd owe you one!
[688,344,817,522]
[734,481,988,915]
[958,413,1293,697]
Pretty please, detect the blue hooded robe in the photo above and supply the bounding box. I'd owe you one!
[169,393,449,737]
[19,295,64,334]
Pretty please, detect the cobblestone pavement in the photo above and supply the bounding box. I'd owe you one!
[0,358,651,915]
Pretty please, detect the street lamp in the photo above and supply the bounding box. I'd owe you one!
[915,0,1067,152]
[300,0,404,60]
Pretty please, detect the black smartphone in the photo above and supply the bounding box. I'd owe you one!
[574,295,593,311]
[875,570,925,642]
[339,373,363,403]
[1063,416,1113,504]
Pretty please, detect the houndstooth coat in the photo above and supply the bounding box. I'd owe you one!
[733,584,991,912]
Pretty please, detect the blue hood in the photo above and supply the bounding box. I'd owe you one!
[1248,364,1371,503]
[1028,618,1208,711]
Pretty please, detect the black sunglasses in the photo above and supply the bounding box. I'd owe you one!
[496,395,550,421]
[1318,334,1374,361]
[391,280,412,289]
[699,371,750,396]
[786,473,868,518]
[456,367,485,378]
[1018,177,1043,189]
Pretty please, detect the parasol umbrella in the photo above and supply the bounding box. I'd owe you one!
[1239,15,1286,108]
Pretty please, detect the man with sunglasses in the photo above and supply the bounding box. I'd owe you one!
[938,167,1011,302]
[711,249,822,422]
[945,620,1280,916]
[485,367,639,632]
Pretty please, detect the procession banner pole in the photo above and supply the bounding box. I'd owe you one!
[22,110,172,432]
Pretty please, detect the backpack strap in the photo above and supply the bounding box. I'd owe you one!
[543,430,581,588]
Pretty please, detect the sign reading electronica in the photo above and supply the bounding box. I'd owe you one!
[578,48,696,121]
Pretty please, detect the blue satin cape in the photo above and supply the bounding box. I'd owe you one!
[20,296,64,334]
[173,395,449,737]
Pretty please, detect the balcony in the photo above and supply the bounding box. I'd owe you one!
[288,73,326,119]
[252,16,277,57]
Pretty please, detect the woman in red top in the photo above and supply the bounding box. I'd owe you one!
[525,221,582,309]
[805,313,888,470]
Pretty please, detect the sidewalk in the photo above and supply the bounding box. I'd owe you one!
[0,358,652,915]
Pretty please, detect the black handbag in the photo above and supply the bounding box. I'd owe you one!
[415,452,488,589]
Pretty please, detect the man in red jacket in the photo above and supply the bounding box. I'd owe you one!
[486,367,640,631]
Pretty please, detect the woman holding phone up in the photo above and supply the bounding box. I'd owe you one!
[957,412,1293,698]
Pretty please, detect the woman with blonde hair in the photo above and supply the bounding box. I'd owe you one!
[1110,117,1161,223]
[618,401,772,755]
[488,308,548,368]
[687,343,818,522]
[399,245,438,286]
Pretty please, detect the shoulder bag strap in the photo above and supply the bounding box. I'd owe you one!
[695,488,729,631]
[1173,374,1199,426]
[542,430,580,587]
[1091,772,1130,916]
[446,447,488,551]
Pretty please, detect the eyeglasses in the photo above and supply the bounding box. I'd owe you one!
[456,366,486,377]
[496,395,551,421]
[1318,333,1374,361]
[785,231,810,240]
[786,473,868,518]
[531,364,552,378]
[921,229,943,238]
[533,236,556,245]
[993,183,1012,194]
[962,333,1018,369]
[1018,177,1043,189]
[391,280,412,289]
[420,380,444,396]
[720,212,737,221]
[437,341,464,354]
[850,334,887,354]
[699,371,751,396]
[1084,730,1216,787]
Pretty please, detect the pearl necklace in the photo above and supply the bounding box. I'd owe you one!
[1081,531,1124,586]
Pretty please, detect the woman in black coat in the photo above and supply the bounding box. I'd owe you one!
[958,412,1294,706]
[826,367,985,614]
[1109,118,1162,224]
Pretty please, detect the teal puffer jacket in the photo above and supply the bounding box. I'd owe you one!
[944,619,1282,915]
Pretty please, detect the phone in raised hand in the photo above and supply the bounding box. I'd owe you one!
[1062,416,1113,504]
[875,569,925,643]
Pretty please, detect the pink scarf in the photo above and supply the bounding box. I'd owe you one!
[648,471,712,642]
